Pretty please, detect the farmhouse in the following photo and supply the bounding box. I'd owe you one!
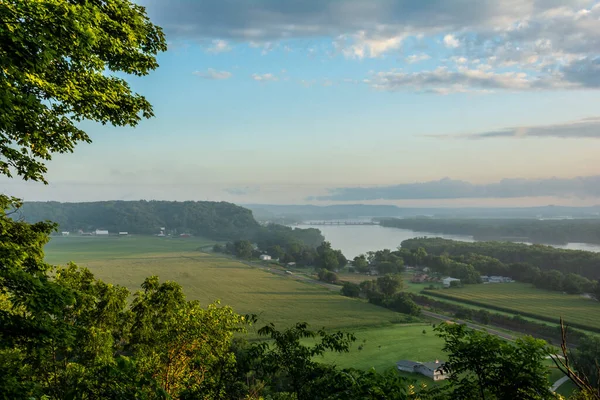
[442,277,461,287]
[95,229,109,235]
[259,254,272,261]
[411,274,429,283]
[396,360,447,381]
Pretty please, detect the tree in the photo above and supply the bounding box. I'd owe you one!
[594,280,600,301]
[267,244,285,260]
[535,269,565,291]
[387,293,421,316]
[129,277,245,399]
[317,268,338,284]
[570,335,600,390]
[341,282,361,298]
[0,0,166,183]
[234,240,254,260]
[315,241,340,270]
[352,254,369,273]
[563,273,593,295]
[436,323,551,400]
[376,274,404,298]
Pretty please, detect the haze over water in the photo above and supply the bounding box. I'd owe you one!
[295,224,600,259]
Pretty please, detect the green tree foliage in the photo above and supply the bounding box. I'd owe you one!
[570,335,600,391]
[233,240,254,260]
[368,249,406,274]
[402,237,600,281]
[352,254,369,273]
[535,269,565,292]
[317,268,338,284]
[436,323,552,400]
[377,274,404,298]
[316,241,340,270]
[508,262,541,283]
[340,282,361,298]
[387,293,421,316]
[129,277,245,399]
[21,200,261,240]
[0,0,166,182]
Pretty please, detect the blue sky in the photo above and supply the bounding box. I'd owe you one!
[5,0,600,205]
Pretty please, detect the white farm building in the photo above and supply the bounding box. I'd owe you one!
[95,229,109,235]
[259,254,272,261]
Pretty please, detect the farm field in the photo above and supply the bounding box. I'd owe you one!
[44,236,410,331]
[424,283,600,332]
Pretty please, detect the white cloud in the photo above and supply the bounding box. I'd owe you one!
[443,34,460,48]
[405,53,431,64]
[206,39,231,53]
[193,68,233,80]
[334,31,405,59]
[251,73,278,82]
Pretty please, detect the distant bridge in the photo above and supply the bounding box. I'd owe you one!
[306,221,379,226]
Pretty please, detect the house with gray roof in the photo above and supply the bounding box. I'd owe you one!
[396,360,447,381]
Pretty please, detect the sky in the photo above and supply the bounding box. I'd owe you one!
[4,0,600,206]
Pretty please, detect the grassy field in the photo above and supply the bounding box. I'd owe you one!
[424,283,600,332]
[45,236,411,331]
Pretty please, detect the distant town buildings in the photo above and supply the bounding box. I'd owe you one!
[61,231,70,236]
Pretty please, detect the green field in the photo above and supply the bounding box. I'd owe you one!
[45,236,416,332]
[424,283,600,332]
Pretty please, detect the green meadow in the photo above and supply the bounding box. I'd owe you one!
[424,282,600,332]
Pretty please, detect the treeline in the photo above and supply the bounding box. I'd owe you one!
[20,200,261,240]
[401,237,600,282]
[380,217,600,245]
[341,275,421,317]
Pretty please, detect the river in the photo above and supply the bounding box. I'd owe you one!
[294,223,600,258]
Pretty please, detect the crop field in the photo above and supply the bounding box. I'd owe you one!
[424,283,600,332]
[44,236,412,331]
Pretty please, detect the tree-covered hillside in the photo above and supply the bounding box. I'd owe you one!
[19,201,261,240]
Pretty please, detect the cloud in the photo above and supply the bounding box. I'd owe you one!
[405,53,431,64]
[443,34,460,48]
[193,68,233,80]
[141,0,600,88]
[313,175,600,201]
[206,39,231,53]
[364,67,570,93]
[433,116,600,139]
[334,31,405,59]
[251,73,278,82]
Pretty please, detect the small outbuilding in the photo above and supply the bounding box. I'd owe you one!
[442,277,461,287]
[95,229,109,235]
[259,254,272,261]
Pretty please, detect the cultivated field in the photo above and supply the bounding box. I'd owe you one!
[424,283,600,332]
[45,236,416,331]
